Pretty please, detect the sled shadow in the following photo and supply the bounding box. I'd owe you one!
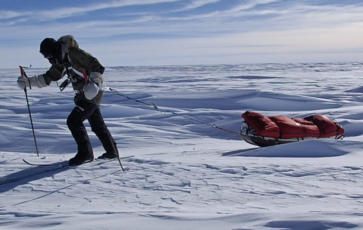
[221,148,259,156]
[0,161,69,194]
[221,144,349,158]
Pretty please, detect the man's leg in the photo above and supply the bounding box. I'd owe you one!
[67,101,97,164]
[88,106,118,159]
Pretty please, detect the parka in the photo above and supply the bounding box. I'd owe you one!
[42,35,104,105]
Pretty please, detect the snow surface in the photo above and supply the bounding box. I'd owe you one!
[1,63,363,229]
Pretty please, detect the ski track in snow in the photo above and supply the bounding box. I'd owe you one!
[1,63,363,229]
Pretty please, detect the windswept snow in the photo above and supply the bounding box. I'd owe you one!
[1,63,363,230]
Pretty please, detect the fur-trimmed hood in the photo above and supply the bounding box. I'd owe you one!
[58,35,79,53]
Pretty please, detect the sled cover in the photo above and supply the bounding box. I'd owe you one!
[242,111,344,139]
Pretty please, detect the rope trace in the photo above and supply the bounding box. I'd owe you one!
[107,87,240,136]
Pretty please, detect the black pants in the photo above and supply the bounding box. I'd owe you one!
[67,100,117,158]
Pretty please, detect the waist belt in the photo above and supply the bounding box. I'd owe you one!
[74,89,84,94]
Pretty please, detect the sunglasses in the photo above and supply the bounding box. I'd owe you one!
[40,51,52,59]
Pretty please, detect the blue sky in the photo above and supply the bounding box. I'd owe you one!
[1,0,363,68]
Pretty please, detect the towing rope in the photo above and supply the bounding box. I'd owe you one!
[107,87,240,136]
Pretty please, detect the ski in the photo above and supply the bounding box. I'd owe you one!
[22,159,69,167]
[22,155,134,167]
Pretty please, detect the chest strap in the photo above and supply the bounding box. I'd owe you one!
[74,89,84,94]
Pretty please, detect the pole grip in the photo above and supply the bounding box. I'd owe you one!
[19,66,32,89]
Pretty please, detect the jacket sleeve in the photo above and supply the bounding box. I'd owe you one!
[43,65,64,85]
[68,48,105,74]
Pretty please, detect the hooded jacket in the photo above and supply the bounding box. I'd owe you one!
[42,35,104,105]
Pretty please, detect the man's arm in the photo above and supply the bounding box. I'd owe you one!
[43,65,64,85]
[68,48,105,74]
[17,65,64,89]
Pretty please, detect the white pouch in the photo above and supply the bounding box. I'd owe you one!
[83,80,99,100]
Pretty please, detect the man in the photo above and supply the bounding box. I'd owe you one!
[17,35,119,165]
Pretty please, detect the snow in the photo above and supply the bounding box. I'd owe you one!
[1,63,363,229]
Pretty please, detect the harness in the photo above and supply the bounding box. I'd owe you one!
[58,54,87,93]
[74,89,84,94]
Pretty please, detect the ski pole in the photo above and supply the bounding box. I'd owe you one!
[107,132,124,171]
[116,152,125,171]
[19,66,40,157]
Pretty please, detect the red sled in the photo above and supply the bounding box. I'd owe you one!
[240,111,344,147]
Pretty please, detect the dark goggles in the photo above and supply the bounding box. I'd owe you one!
[40,51,52,59]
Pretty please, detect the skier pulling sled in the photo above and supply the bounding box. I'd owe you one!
[240,111,344,147]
